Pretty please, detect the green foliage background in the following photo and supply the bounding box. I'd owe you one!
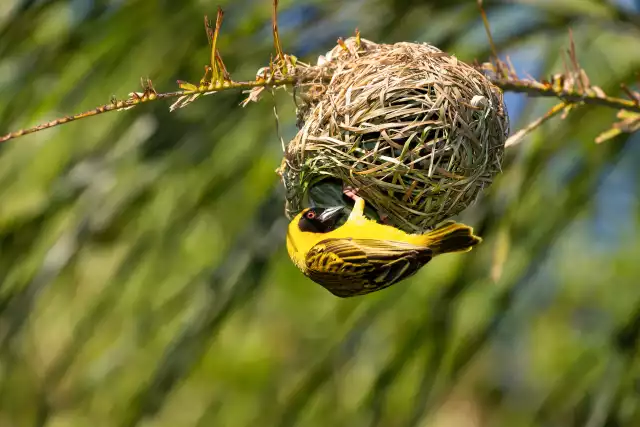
[1,0,640,426]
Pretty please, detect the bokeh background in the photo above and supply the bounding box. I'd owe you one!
[1,0,640,426]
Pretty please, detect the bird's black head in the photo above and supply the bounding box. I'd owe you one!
[298,206,344,233]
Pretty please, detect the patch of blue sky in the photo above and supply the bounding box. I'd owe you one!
[614,0,640,13]
[590,133,640,253]
[455,3,545,52]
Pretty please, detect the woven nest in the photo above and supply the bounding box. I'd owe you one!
[279,37,509,233]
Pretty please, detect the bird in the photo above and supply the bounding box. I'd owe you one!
[286,195,482,298]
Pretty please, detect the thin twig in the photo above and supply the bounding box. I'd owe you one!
[477,0,502,77]
[493,79,640,113]
[3,2,640,145]
[505,102,567,147]
[4,63,639,145]
[0,77,299,143]
[272,0,285,65]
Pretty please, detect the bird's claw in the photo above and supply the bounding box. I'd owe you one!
[379,212,390,225]
[343,185,389,224]
[342,185,360,201]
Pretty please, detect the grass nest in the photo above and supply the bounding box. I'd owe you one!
[278,37,509,233]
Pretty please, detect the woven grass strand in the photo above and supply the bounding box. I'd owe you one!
[280,38,509,233]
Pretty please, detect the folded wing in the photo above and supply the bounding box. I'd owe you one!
[304,238,433,298]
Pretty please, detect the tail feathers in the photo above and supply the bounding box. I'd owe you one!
[425,221,482,256]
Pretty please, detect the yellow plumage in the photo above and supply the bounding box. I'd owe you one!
[286,196,482,297]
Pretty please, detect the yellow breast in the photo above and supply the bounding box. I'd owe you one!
[331,215,429,245]
[286,213,430,272]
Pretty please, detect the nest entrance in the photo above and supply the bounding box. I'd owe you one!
[280,38,509,233]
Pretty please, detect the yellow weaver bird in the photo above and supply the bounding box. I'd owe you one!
[286,196,482,298]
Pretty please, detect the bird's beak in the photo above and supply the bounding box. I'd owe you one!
[318,206,344,224]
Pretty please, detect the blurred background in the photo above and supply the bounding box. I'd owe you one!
[1,0,640,426]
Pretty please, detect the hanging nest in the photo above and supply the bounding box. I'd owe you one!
[278,37,509,233]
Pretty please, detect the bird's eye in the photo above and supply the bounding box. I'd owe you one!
[305,211,316,219]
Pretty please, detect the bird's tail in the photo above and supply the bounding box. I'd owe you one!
[424,220,482,256]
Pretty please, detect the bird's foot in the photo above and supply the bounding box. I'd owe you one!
[378,211,390,225]
[342,185,360,201]
[343,185,366,221]
[343,185,390,223]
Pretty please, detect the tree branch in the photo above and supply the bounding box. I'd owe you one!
[2,2,639,145]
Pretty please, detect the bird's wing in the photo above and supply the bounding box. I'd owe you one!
[304,238,433,298]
